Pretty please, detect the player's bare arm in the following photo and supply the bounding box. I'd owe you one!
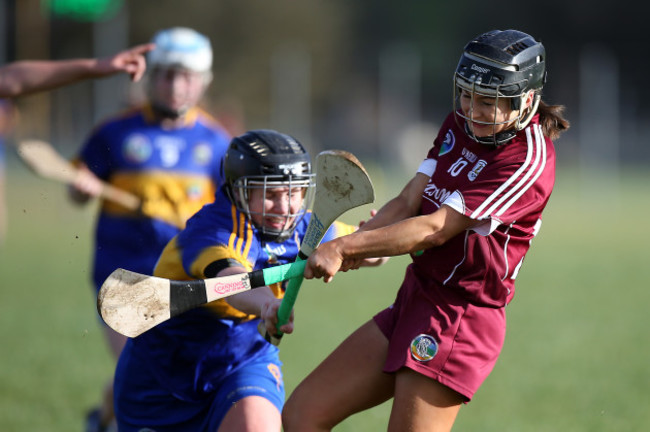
[338,210,389,271]
[336,171,439,272]
[94,43,154,82]
[0,44,154,98]
[306,203,477,283]
[358,172,431,232]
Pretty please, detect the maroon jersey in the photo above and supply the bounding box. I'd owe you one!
[412,112,555,307]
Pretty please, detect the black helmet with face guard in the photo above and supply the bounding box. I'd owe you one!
[223,129,315,242]
[454,29,546,145]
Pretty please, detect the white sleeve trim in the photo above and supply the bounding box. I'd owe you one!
[443,190,500,236]
[442,190,464,214]
[417,159,437,177]
[471,219,500,236]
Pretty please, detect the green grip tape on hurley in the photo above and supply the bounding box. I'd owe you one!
[262,260,306,285]
[275,257,306,335]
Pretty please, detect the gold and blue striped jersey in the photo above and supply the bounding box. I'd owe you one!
[77,104,231,290]
[155,187,356,319]
[131,187,355,400]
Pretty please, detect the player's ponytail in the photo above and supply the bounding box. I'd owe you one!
[537,100,570,140]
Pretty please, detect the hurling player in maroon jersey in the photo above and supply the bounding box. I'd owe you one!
[283,30,570,431]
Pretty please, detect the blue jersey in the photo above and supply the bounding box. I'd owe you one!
[127,187,355,402]
[77,104,231,289]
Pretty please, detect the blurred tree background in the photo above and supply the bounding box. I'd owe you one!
[2,0,646,174]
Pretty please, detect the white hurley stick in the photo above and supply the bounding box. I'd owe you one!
[98,260,307,338]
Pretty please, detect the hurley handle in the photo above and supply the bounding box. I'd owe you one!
[262,259,306,285]
[276,256,307,330]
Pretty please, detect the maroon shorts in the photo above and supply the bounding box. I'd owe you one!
[373,266,506,401]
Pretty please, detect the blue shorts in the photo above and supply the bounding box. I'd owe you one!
[114,339,285,431]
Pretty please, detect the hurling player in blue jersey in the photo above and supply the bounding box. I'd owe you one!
[68,28,231,432]
[113,129,385,432]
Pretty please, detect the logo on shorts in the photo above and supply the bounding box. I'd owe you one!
[410,334,438,362]
[268,363,283,390]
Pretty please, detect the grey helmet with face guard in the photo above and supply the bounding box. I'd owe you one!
[453,29,546,145]
[223,129,315,243]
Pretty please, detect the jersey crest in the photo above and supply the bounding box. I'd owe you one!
[468,159,487,181]
[123,133,152,163]
[192,142,213,165]
[438,129,455,156]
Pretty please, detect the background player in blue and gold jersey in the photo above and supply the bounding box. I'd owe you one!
[113,129,385,431]
[0,99,16,247]
[68,28,231,432]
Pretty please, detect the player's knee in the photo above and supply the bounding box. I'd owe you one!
[281,396,299,431]
[282,394,312,431]
[282,393,333,432]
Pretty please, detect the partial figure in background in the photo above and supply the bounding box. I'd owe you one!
[0,44,152,98]
[283,29,570,432]
[68,28,232,432]
[113,130,384,432]
[0,99,17,246]
[0,44,151,249]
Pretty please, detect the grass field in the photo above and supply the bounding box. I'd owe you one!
[1,157,649,431]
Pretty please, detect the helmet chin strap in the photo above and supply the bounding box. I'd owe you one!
[464,122,517,146]
[260,229,292,244]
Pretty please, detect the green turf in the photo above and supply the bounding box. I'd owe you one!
[1,161,649,431]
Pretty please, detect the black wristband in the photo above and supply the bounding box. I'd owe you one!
[204,258,242,278]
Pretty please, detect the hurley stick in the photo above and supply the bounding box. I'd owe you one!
[17,139,141,210]
[260,150,375,345]
[16,139,183,227]
[98,260,308,338]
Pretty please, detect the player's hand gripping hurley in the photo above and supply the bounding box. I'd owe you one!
[98,260,309,338]
[260,150,375,345]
